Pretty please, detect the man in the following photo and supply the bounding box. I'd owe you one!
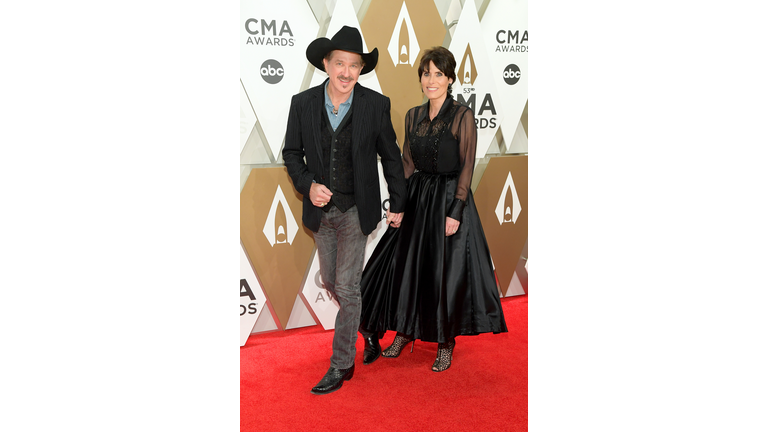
[282,26,407,395]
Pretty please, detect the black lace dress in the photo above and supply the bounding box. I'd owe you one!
[360,95,507,343]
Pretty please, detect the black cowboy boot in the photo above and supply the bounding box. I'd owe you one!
[310,365,355,395]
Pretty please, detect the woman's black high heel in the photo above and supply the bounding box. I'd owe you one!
[382,334,415,357]
[432,340,456,372]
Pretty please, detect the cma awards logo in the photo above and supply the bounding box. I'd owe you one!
[495,30,528,53]
[387,2,419,67]
[312,271,338,303]
[456,44,497,130]
[495,172,521,225]
[263,185,299,246]
[457,45,478,86]
[244,18,295,46]
[260,59,284,84]
[240,279,259,316]
[380,198,390,220]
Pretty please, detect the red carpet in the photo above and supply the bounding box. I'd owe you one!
[241,294,527,432]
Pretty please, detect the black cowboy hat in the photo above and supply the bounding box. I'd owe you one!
[306,25,378,75]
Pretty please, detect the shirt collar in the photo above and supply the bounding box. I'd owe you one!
[416,94,454,124]
[324,80,354,109]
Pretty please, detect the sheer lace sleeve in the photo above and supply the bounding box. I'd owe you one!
[401,108,416,179]
[446,104,476,221]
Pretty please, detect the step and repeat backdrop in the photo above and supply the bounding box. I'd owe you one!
[240,0,528,345]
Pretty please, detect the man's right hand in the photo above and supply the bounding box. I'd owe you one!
[310,183,333,208]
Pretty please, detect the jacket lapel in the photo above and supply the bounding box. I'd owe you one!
[352,84,367,160]
[310,81,326,167]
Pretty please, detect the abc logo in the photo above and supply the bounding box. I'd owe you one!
[260,59,284,84]
[503,64,521,85]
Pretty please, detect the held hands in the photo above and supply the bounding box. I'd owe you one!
[310,183,333,208]
[445,217,460,237]
[386,209,403,227]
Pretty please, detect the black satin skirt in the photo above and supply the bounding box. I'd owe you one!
[360,171,508,343]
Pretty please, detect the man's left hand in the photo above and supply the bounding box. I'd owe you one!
[386,210,403,227]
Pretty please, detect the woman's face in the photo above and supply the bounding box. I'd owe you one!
[421,61,453,103]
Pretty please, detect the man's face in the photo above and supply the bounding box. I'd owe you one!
[322,50,363,99]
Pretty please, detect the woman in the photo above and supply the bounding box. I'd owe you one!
[360,47,507,372]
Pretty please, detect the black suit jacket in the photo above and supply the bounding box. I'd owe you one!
[282,80,407,235]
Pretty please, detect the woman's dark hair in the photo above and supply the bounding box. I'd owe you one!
[417,46,457,95]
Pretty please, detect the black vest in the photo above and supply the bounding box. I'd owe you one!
[319,104,355,212]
